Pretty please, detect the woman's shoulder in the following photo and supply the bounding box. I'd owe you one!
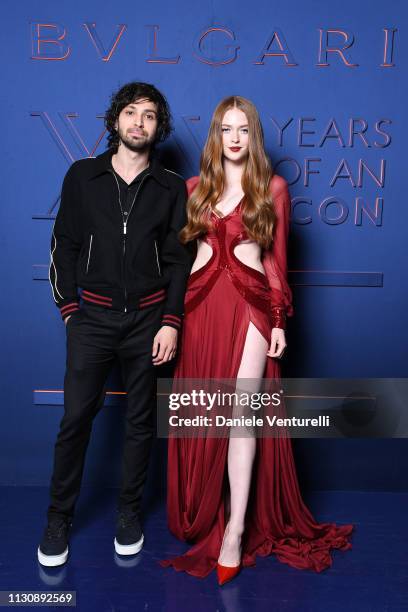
[186,174,288,200]
[186,175,200,196]
[269,173,288,197]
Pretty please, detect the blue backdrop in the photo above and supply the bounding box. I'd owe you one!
[1,0,407,490]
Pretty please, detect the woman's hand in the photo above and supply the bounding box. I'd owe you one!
[152,326,178,365]
[267,328,286,359]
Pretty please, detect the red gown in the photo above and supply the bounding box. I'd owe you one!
[160,174,354,578]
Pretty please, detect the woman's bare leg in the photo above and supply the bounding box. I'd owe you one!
[218,322,268,566]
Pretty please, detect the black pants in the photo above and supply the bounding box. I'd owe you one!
[47,302,163,521]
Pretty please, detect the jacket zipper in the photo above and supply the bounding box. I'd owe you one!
[85,234,93,274]
[154,240,162,276]
[110,171,151,312]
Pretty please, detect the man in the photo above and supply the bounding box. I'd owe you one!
[38,82,191,566]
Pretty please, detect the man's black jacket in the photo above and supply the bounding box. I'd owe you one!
[49,149,191,331]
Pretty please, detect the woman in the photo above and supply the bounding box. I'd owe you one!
[160,96,353,583]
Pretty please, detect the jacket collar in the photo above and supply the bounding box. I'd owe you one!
[88,149,170,188]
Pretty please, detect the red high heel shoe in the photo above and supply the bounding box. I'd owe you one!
[216,561,241,585]
[216,523,242,585]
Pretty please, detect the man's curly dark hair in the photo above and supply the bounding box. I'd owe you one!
[105,82,172,151]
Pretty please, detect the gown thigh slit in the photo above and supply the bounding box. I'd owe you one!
[236,321,269,381]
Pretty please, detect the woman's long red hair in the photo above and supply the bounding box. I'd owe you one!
[179,96,277,249]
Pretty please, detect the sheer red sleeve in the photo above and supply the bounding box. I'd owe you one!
[186,176,200,197]
[261,176,294,330]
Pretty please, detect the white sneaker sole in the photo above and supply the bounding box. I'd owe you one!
[114,534,144,556]
[37,546,68,567]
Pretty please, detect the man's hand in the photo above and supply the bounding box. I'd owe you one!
[152,326,178,365]
[64,315,72,325]
[267,328,287,358]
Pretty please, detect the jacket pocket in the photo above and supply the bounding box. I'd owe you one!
[154,240,162,276]
[85,234,93,274]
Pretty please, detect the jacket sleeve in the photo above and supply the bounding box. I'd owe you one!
[49,163,83,321]
[261,178,294,330]
[160,180,192,331]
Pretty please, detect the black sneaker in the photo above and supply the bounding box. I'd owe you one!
[114,510,144,556]
[37,516,71,567]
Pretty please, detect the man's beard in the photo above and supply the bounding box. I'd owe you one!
[117,127,155,153]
